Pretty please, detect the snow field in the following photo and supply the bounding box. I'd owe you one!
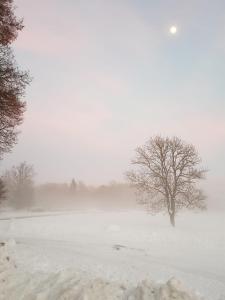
[0,241,204,300]
[0,210,225,299]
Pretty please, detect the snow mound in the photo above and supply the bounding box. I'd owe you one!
[0,240,16,272]
[0,240,18,300]
[65,278,126,300]
[128,278,203,300]
[27,276,202,300]
[0,241,203,300]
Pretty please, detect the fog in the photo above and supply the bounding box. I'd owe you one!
[1,177,225,213]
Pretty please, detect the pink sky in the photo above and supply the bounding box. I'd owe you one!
[1,0,225,209]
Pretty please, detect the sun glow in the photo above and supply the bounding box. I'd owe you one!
[169,26,177,35]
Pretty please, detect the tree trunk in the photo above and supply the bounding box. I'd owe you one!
[167,196,176,227]
[169,213,175,227]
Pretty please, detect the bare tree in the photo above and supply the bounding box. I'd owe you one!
[3,162,35,209]
[126,136,207,226]
[0,0,30,158]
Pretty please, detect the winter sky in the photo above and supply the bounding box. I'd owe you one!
[1,0,225,199]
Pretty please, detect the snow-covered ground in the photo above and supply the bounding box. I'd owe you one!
[0,209,225,299]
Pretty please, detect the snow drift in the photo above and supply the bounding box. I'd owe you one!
[0,241,203,300]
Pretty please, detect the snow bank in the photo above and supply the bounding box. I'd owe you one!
[0,241,204,300]
[128,278,203,300]
[0,239,16,272]
[76,278,203,300]
[0,240,18,300]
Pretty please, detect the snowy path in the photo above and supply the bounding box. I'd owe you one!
[0,210,225,299]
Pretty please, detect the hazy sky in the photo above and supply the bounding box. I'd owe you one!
[1,1,225,197]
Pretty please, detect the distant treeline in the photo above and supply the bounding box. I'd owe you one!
[35,180,137,210]
[1,162,137,211]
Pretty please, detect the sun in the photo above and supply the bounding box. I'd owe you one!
[169,26,177,35]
